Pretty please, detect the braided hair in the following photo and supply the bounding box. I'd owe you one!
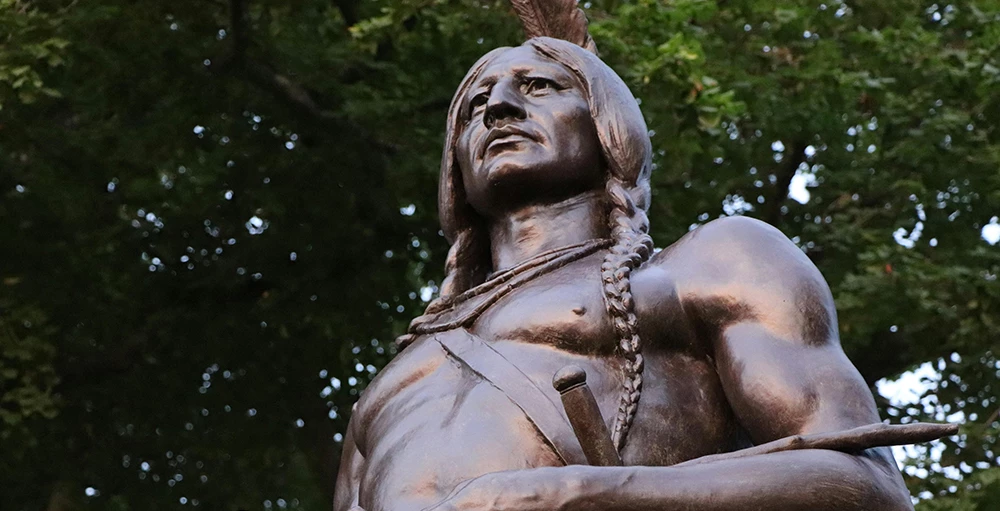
[401,37,654,452]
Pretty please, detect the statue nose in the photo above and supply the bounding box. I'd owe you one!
[484,82,526,128]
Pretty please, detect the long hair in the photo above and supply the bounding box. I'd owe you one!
[406,37,654,452]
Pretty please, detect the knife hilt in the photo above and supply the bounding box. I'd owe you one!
[553,365,622,466]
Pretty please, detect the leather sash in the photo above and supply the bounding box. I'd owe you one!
[433,329,588,466]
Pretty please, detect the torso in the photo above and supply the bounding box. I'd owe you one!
[352,248,749,511]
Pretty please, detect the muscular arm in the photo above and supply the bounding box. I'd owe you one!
[446,448,907,511]
[553,315,911,510]
[430,217,913,511]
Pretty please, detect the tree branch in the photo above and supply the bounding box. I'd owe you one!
[217,0,405,157]
[765,140,807,226]
[220,0,340,124]
[230,0,249,57]
[850,330,925,386]
[239,59,340,122]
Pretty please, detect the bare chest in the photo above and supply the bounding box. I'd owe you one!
[470,266,617,355]
[464,264,746,465]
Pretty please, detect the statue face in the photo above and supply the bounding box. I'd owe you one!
[455,46,604,217]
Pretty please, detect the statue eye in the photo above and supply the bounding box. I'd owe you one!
[469,92,489,112]
[525,78,557,95]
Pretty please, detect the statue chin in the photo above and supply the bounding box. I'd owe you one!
[482,141,541,179]
[484,165,542,195]
[480,149,602,207]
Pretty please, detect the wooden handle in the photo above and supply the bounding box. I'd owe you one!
[553,365,622,466]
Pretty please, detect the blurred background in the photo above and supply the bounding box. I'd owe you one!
[1,0,998,509]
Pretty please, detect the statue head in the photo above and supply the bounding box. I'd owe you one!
[436,37,654,295]
[406,36,655,451]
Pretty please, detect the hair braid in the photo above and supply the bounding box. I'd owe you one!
[601,177,654,452]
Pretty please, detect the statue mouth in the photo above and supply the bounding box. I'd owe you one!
[482,126,536,158]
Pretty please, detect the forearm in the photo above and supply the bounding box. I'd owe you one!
[522,449,912,511]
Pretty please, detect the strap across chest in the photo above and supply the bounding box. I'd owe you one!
[433,329,588,466]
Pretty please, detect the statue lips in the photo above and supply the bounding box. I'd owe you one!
[481,125,537,159]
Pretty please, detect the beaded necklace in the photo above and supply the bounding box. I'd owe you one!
[402,238,612,341]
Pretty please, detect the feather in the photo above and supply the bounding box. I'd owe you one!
[508,0,597,53]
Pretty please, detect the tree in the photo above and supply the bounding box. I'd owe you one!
[1,0,997,509]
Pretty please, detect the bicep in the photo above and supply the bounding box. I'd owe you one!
[715,320,881,444]
[713,333,910,506]
[670,217,881,443]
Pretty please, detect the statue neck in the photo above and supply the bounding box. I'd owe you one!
[488,191,610,272]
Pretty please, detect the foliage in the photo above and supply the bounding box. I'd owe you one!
[1,0,997,509]
[0,0,67,109]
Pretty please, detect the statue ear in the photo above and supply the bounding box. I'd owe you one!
[509,0,598,54]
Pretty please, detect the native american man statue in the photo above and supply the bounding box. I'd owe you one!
[333,2,954,510]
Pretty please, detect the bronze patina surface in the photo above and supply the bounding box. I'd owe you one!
[334,3,955,510]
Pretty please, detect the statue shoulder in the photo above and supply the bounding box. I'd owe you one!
[672,215,827,292]
[640,216,836,345]
[662,215,808,267]
[637,216,801,297]
[351,335,447,456]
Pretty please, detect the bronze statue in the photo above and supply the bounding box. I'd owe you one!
[334,3,955,510]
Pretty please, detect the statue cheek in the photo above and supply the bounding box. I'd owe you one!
[457,131,477,167]
[552,108,590,136]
